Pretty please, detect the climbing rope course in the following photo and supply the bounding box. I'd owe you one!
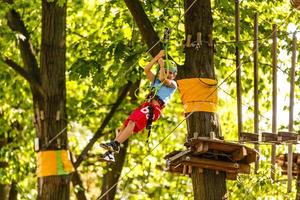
[33,0,299,198]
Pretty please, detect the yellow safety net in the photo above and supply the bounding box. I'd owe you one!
[37,150,74,177]
[177,78,218,113]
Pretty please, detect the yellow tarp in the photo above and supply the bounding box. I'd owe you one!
[177,78,218,113]
[37,150,74,177]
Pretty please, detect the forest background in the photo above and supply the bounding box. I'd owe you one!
[0,0,299,199]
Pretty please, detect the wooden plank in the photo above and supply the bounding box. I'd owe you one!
[232,146,247,161]
[186,137,244,148]
[240,132,259,143]
[164,150,182,159]
[297,154,300,164]
[226,173,238,180]
[276,153,300,163]
[183,165,187,175]
[166,149,192,163]
[281,171,299,176]
[245,150,258,164]
[281,164,299,171]
[208,142,238,153]
[262,132,279,143]
[194,142,209,154]
[184,137,258,164]
[241,131,300,143]
[180,156,252,174]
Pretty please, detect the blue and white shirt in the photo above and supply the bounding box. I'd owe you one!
[153,79,177,105]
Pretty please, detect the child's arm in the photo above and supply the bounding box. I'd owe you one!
[144,50,165,82]
[158,58,176,88]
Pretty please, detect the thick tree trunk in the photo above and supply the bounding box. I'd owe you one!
[183,0,227,199]
[4,0,69,199]
[37,1,70,199]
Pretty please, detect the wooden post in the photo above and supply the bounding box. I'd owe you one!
[288,33,297,193]
[271,24,277,181]
[186,34,192,47]
[235,0,242,141]
[253,13,260,173]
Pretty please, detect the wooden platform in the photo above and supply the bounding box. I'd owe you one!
[276,153,300,176]
[164,137,258,180]
[240,131,300,144]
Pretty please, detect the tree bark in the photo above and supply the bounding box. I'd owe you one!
[184,0,226,199]
[0,184,9,200]
[37,1,70,199]
[8,181,17,200]
[71,171,88,200]
[123,0,162,57]
[100,141,129,200]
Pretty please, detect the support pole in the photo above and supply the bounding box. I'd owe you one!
[253,13,259,173]
[235,0,242,141]
[287,33,297,193]
[271,24,277,181]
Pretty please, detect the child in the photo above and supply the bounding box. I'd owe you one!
[100,50,177,162]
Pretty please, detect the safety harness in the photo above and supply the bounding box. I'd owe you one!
[146,27,171,142]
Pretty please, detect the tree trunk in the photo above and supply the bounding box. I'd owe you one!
[8,181,17,200]
[100,141,129,200]
[71,171,88,200]
[183,0,227,199]
[0,184,9,200]
[37,1,70,199]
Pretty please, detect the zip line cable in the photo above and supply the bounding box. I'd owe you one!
[97,6,298,200]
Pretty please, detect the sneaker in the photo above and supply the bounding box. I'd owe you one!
[102,151,115,162]
[100,140,120,153]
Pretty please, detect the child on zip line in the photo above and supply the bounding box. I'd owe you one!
[100,50,177,162]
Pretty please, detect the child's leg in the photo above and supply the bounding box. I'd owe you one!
[114,120,135,143]
[116,124,125,137]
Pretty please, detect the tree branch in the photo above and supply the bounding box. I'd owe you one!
[124,0,162,57]
[123,0,183,78]
[5,7,41,90]
[74,81,133,168]
[3,0,14,4]
[3,58,46,98]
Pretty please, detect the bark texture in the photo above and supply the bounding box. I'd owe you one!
[37,1,70,199]
[184,1,226,199]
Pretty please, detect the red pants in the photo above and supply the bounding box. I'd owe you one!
[123,102,162,133]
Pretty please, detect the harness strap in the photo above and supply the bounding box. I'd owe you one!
[146,104,154,143]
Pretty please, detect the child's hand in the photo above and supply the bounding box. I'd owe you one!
[155,50,165,60]
[158,58,164,67]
